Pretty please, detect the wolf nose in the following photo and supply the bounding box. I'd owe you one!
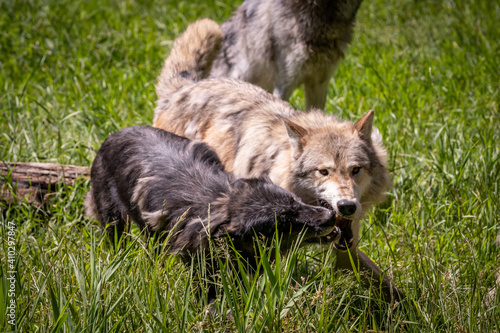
[322,210,336,226]
[337,200,357,216]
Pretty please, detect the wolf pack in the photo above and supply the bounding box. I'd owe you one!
[85,0,408,305]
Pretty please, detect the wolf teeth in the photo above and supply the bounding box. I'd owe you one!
[318,199,333,210]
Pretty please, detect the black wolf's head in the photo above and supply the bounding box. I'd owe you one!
[222,177,338,249]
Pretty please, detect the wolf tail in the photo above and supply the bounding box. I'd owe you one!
[84,190,98,221]
[155,19,223,100]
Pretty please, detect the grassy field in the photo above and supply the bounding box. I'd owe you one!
[1,0,499,331]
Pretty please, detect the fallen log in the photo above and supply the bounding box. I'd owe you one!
[0,162,90,205]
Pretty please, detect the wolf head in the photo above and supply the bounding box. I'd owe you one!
[284,110,392,245]
[221,177,339,246]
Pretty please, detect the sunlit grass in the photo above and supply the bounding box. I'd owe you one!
[1,0,499,331]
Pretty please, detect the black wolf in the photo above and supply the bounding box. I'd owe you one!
[85,126,339,298]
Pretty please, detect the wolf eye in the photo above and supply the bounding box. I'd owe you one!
[352,167,361,175]
[318,169,329,176]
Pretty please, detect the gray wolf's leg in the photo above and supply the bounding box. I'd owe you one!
[336,247,405,302]
[273,81,297,102]
[304,77,330,110]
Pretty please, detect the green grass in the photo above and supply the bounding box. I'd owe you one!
[1,0,499,331]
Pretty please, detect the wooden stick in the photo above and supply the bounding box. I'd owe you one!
[0,162,90,205]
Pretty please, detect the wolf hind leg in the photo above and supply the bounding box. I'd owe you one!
[100,211,126,247]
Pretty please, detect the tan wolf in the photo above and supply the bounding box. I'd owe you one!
[210,0,364,110]
[154,19,403,301]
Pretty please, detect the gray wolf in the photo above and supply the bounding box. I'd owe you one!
[210,0,364,110]
[154,19,403,301]
[85,125,339,300]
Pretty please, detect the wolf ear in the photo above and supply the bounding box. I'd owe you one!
[283,119,308,159]
[354,110,374,142]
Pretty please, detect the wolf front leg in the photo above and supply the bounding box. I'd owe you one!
[336,247,405,302]
[273,80,297,103]
[304,76,330,111]
[302,63,337,110]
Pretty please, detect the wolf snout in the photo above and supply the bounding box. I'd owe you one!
[337,199,357,217]
[317,209,335,227]
[305,208,336,234]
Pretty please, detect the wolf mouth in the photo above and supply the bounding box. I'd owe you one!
[331,216,354,251]
[304,213,354,249]
[318,198,333,210]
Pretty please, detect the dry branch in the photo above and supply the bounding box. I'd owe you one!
[1,162,90,205]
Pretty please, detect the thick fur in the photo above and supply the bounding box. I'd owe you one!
[210,0,363,110]
[154,19,390,246]
[85,125,338,270]
[156,18,223,100]
[153,19,403,301]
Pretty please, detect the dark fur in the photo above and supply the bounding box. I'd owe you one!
[85,125,338,271]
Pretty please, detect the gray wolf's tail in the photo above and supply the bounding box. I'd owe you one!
[155,19,223,100]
